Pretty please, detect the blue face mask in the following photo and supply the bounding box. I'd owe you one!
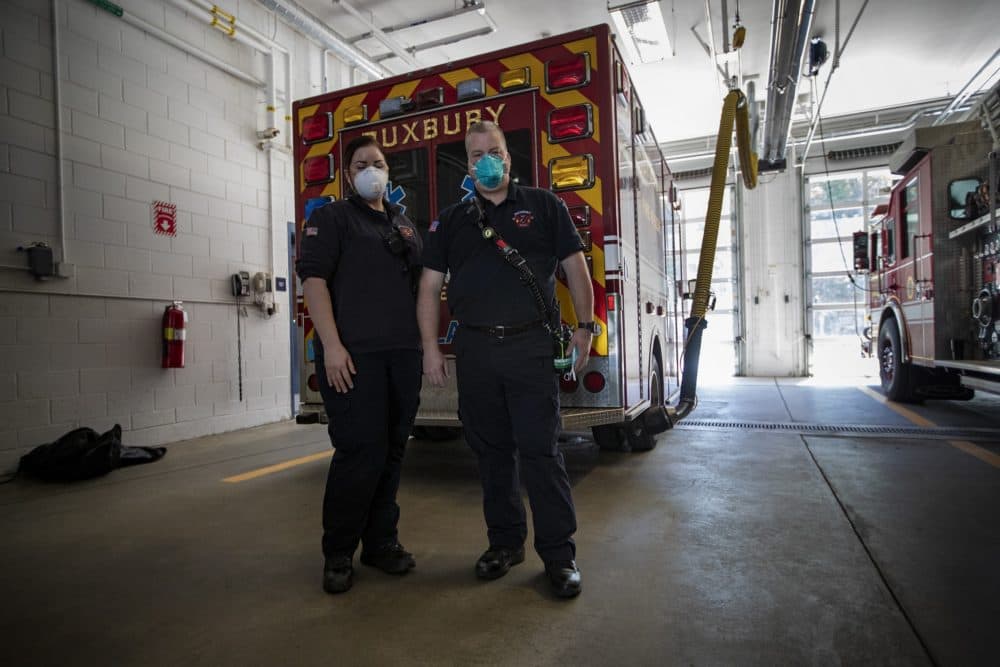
[473,153,505,189]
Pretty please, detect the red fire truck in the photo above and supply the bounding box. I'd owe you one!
[858,103,1000,400]
[292,24,685,450]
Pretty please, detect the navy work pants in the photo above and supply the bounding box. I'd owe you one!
[454,326,577,563]
[315,348,422,559]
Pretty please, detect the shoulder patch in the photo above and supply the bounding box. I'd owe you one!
[429,219,440,232]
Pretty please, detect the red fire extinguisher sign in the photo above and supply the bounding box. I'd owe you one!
[162,301,187,368]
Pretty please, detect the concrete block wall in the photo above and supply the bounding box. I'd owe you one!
[0,0,328,470]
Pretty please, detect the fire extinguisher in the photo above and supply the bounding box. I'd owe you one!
[162,301,187,368]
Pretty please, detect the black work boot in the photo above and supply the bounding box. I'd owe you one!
[544,560,581,598]
[323,555,353,594]
[475,545,526,580]
[359,542,416,574]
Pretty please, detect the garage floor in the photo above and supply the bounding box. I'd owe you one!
[1,378,998,666]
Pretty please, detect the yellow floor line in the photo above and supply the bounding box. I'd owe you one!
[856,386,935,427]
[223,451,332,483]
[856,386,999,469]
[949,440,1000,469]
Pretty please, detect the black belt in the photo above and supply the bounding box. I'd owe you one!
[462,320,543,339]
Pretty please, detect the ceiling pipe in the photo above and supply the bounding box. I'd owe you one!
[335,0,421,70]
[357,0,491,38]
[759,0,816,171]
[372,26,496,62]
[932,47,999,126]
[666,99,973,167]
[255,0,386,79]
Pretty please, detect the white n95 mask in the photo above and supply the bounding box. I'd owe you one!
[353,166,388,201]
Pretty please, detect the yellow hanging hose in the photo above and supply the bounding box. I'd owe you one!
[678,85,758,416]
[690,89,757,320]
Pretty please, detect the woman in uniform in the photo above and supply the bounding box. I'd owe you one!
[296,135,423,594]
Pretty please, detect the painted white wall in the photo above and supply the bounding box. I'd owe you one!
[0,0,336,470]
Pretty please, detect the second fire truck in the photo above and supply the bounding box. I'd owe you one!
[857,85,1000,400]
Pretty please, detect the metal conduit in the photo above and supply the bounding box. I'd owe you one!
[256,0,386,79]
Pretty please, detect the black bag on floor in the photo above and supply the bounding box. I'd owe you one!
[16,424,166,482]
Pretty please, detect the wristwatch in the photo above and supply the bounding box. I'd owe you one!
[576,321,598,334]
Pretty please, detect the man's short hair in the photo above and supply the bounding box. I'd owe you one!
[465,120,507,153]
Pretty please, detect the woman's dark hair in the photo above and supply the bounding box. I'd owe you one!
[343,135,382,170]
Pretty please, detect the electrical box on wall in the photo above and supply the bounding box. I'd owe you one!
[19,242,54,280]
[252,272,271,294]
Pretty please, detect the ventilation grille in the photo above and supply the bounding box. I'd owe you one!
[673,167,714,180]
[675,419,1000,441]
[826,143,902,161]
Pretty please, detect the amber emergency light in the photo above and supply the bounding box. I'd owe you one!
[549,154,594,190]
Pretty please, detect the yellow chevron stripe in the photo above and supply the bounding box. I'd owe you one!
[555,281,608,355]
[297,104,319,135]
[565,37,598,69]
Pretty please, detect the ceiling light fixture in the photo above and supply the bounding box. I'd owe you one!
[608,0,673,65]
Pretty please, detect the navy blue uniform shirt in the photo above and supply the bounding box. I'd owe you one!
[422,182,583,325]
[295,195,422,354]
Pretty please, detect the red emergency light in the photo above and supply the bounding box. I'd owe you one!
[303,155,333,184]
[301,112,332,143]
[546,52,590,92]
[582,371,606,393]
[548,104,593,142]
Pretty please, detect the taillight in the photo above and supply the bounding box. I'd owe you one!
[582,372,605,393]
[546,52,590,92]
[301,112,332,143]
[303,155,333,184]
[607,293,618,311]
[548,104,593,143]
[559,375,579,394]
[568,205,591,228]
[549,154,594,191]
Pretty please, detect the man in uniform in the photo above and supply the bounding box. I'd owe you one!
[417,121,595,599]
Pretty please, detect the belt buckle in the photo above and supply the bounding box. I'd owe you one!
[493,325,507,340]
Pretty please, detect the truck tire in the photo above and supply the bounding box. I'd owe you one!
[592,424,627,451]
[625,356,664,452]
[878,318,917,402]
